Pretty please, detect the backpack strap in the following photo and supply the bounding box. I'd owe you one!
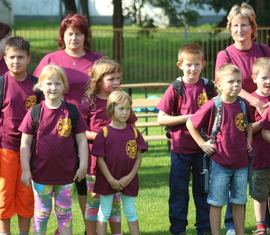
[210,95,223,144]
[0,75,4,111]
[171,77,184,116]
[65,102,79,133]
[224,49,232,62]
[202,77,215,99]
[30,74,42,104]
[258,43,266,57]
[31,103,41,134]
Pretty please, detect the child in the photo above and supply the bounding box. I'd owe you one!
[79,58,137,235]
[157,43,216,235]
[186,63,254,235]
[19,65,88,235]
[250,58,270,235]
[0,36,38,235]
[91,90,147,235]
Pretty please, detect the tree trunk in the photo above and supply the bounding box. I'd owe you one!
[62,0,77,14]
[113,0,123,64]
[79,0,92,40]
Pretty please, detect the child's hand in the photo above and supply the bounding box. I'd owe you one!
[109,178,123,191]
[73,167,87,182]
[119,175,132,188]
[200,140,215,156]
[21,171,32,188]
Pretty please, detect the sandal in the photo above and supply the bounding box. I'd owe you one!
[253,228,267,235]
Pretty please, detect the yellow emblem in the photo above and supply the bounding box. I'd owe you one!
[58,118,72,137]
[197,92,208,108]
[126,140,137,159]
[235,113,245,131]
[25,95,37,110]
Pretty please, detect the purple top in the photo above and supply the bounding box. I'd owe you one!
[190,98,254,169]
[251,92,270,170]
[157,77,217,154]
[0,58,8,76]
[0,72,38,151]
[34,50,103,107]
[215,42,270,93]
[79,96,138,174]
[19,101,88,185]
[92,124,147,196]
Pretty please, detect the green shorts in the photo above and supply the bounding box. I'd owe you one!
[251,167,270,202]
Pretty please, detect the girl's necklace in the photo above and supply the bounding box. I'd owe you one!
[69,55,82,65]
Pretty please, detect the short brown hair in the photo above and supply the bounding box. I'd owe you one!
[252,57,270,77]
[216,63,242,83]
[106,91,133,120]
[227,2,257,40]
[177,43,204,63]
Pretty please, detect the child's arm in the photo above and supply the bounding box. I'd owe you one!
[73,132,88,182]
[85,130,97,141]
[158,110,192,126]
[247,123,253,152]
[252,120,262,134]
[20,133,33,188]
[186,119,215,156]
[97,156,123,191]
[262,128,270,143]
[119,149,142,188]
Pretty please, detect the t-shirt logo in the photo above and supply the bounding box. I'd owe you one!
[197,92,208,108]
[126,140,137,159]
[58,118,71,137]
[25,95,37,110]
[235,113,245,131]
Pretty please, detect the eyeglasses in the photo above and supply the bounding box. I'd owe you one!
[231,24,251,30]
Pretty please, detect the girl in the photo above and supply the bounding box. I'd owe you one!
[92,90,147,235]
[19,64,88,235]
[79,58,137,235]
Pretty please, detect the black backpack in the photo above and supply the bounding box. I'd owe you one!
[0,74,42,111]
[165,77,215,138]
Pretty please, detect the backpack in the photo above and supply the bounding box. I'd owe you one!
[30,102,79,169]
[202,95,252,193]
[224,43,266,61]
[165,77,215,138]
[0,74,42,111]
[102,126,138,139]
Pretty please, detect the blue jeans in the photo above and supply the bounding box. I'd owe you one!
[169,151,210,235]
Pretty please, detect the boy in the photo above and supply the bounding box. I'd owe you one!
[0,37,38,235]
[250,58,270,235]
[186,63,254,235]
[157,43,216,235]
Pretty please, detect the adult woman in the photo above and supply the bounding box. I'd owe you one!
[215,3,270,235]
[0,22,12,75]
[34,14,103,234]
[215,2,270,115]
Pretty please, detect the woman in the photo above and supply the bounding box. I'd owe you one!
[34,14,103,234]
[215,2,270,116]
[0,22,12,75]
[215,3,270,235]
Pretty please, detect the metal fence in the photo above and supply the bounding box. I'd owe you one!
[14,27,270,83]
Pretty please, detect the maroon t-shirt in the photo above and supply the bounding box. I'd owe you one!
[34,50,103,107]
[79,96,138,175]
[157,77,217,154]
[19,101,88,185]
[251,92,270,170]
[190,98,254,169]
[92,124,147,197]
[0,58,8,76]
[0,72,38,151]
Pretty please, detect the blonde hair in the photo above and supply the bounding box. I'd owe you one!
[84,58,121,106]
[227,2,257,40]
[34,64,69,93]
[177,43,204,63]
[252,57,270,77]
[106,90,132,120]
[216,63,242,83]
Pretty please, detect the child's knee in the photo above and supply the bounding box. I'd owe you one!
[123,209,138,222]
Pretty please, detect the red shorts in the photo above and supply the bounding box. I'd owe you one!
[0,148,34,219]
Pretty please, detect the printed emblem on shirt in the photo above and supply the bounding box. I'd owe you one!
[58,118,71,137]
[126,140,137,159]
[25,95,37,110]
[197,92,208,108]
[235,113,245,131]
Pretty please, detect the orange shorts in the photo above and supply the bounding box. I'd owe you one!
[0,148,34,219]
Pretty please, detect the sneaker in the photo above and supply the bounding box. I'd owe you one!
[226,229,236,235]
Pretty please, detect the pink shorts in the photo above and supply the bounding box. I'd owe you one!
[0,148,34,219]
